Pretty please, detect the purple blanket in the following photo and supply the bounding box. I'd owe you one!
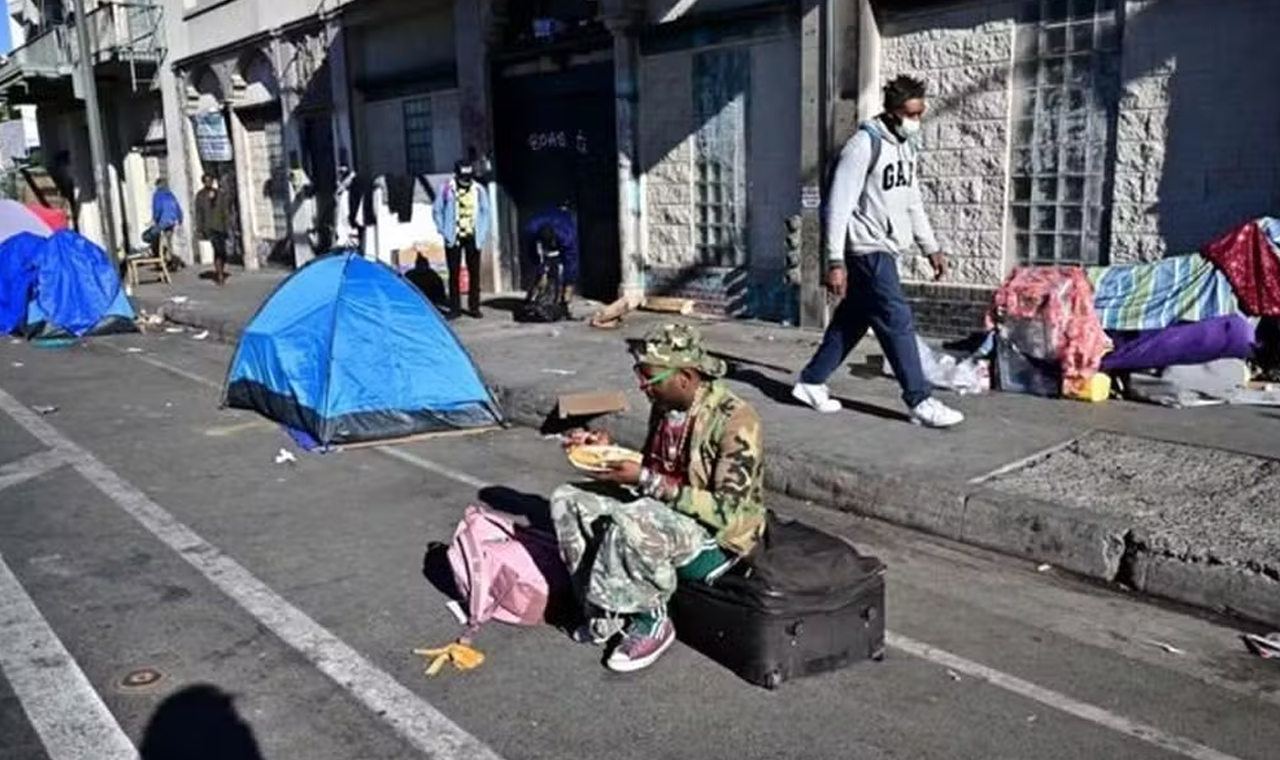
[1101,315,1255,372]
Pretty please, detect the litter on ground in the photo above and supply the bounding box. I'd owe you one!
[1241,632,1280,658]
[1144,639,1185,655]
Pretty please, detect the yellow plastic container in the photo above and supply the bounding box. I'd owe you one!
[1065,372,1111,402]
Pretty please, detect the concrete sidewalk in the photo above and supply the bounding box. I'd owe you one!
[131,269,1280,628]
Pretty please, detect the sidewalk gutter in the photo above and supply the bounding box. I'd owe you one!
[137,294,1280,630]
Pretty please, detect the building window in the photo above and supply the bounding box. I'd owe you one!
[692,47,749,267]
[1009,0,1122,266]
[403,97,434,175]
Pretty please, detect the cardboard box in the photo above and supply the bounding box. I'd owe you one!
[557,390,628,419]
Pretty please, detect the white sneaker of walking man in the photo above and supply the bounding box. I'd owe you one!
[792,74,963,429]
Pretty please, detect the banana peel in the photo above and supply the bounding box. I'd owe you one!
[413,640,485,677]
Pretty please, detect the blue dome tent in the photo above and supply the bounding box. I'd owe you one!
[0,230,137,341]
[222,251,504,447]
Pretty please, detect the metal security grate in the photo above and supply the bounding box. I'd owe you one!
[403,97,435,175]
[692,47,749,267]
[1009,0,1123,266]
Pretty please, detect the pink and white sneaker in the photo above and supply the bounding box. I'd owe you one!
[606,617,677,672]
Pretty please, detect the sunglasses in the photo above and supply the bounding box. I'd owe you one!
[634,364,678,390]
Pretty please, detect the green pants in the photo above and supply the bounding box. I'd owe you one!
[551,483,717,615]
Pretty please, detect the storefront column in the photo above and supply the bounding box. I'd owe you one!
[225,103,260,271]
[180,85,212,266]
[274,33,316,267]
[606,15,644,301]
[455,0,502,291]
[324,18,353,170]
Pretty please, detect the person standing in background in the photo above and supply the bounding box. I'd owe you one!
[433,160,492,319]
[195,174,231,286]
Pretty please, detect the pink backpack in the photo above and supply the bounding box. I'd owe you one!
[447,505,569,628]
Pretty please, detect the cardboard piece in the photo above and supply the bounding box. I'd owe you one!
[591,295,641,329]
[557,390,628,419]
[641,296,696,315]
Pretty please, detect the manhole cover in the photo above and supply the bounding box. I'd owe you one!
[118,668,164,691]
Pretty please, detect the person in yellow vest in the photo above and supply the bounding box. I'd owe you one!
[433,161,492,318]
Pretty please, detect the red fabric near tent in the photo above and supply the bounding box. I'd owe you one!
[1201,219,1280,316]
[25,204,68,231]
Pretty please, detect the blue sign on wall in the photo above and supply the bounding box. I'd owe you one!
[192,111,232,162]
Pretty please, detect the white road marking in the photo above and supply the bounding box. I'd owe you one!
[0,552,136,760]
[375,446,490,490]
[0,386,505,760]
[102,343,1253,760]
[0,449,67,493]
[886,633,1241,760]
[127,350,222,390]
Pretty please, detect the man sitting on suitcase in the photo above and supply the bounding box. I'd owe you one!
[553,324,766,672]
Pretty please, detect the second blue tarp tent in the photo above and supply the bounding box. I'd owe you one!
[223,251,504,447]
[0,230,137,341]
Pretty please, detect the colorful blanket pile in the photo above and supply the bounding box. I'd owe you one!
[1085,254,1239,332]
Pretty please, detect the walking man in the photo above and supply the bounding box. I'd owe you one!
[195,174,231,285]
[433,160,492,318]
[792,75,964,428]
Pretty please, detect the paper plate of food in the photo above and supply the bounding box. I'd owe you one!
[567,444,644,473]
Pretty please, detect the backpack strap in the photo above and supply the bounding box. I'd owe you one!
[860,124,883,185]
[822,125,884,214]
[455,506,491,631]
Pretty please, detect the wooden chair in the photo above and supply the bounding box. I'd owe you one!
[126,227,173,286]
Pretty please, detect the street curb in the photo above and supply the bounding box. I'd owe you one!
[134,294,1280,629]
[148,302,245,344]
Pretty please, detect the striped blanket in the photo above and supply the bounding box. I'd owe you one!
[1085,254,1239,332]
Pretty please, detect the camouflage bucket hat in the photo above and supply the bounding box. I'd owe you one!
[636,323,727,379]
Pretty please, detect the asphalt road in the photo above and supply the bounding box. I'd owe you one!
[2,330,1279,760]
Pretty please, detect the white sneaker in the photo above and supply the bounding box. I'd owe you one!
[910,398,964,429]
[792,382,842,413]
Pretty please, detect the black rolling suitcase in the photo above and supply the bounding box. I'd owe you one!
[669,514,885,689]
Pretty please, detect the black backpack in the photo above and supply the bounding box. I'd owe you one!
[514,263,564,323]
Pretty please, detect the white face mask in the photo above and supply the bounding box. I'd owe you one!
[898,117,922,137]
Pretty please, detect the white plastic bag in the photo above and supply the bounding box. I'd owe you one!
[883,335,989,394]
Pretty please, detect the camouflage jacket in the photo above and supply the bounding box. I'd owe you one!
[644,380,765,556]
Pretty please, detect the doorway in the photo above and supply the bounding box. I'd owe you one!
[494,62,619,301]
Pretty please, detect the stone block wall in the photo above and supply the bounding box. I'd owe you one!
[1111,0,1280,261]
[640,50,696,270]
[879,1,1018,287]
[638,35,801,322]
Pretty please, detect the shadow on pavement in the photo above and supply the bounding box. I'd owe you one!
[139,684,266,760]
[479,485,553,529]
[727,365,908,423]
[422,542,463,602]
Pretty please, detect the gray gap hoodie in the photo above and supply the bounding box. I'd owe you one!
[823,116,941,267]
